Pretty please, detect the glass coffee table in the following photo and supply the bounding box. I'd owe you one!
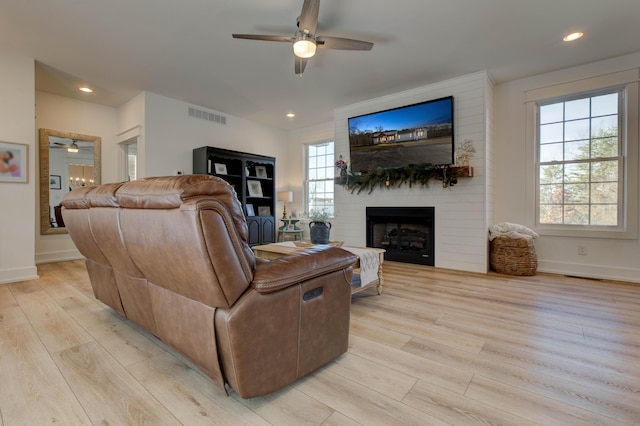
[252,242,384,295]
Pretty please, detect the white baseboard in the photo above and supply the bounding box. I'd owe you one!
[35,249,83,265]
[0,266,39,285]
[538,259,640,284]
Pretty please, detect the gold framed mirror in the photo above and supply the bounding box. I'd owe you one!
[39,128,101,235]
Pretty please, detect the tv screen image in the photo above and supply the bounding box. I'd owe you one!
[348,96,454,172]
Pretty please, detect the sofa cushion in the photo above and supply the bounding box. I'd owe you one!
[86,182,124,207]
[116,175,231,209]
[60,186,93,209]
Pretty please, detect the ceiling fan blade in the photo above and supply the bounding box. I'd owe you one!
[298,0,320,35]
[316,36,373,51]
[295,57,308,75]
[232,34,293,43]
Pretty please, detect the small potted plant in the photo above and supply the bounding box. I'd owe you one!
[307,208,331,244]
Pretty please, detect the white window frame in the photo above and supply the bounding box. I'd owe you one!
[304,140,335,218]
[524,70,639,239]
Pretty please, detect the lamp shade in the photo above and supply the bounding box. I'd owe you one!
[277,191,293,202]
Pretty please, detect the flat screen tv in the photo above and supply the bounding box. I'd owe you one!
[348,96,454,173]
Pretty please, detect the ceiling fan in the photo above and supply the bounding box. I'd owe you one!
[52,139,81,153]
[232,0,373,75]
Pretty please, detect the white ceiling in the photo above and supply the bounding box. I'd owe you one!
[2,0,640,130]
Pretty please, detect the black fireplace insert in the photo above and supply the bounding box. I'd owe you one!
[366,207,434,266]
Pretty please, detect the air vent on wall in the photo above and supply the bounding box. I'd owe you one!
[188,106,227,125]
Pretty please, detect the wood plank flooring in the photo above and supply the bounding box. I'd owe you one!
[1,260,640,425]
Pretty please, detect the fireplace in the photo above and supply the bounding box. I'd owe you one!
[366,207,434,266]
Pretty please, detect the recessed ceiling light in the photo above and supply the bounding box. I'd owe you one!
[79,86,93,93]
[563,32,583,42]
[286,113,296,118]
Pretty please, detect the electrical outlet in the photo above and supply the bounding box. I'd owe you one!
[578,245,588,255]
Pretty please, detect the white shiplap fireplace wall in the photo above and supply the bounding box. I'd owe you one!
[332,71,494,273]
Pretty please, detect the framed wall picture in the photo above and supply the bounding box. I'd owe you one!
[49,175,62,190]
[246,204,255,216]
[255,165,268,179]
[247,180,263,197]
[214,163,227,175]
[258,206,271,216]
[0,140,28,184]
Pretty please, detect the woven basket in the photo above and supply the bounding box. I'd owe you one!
[490,236,537,276]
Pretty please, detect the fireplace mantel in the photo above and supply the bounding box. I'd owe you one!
[336,166,473,193]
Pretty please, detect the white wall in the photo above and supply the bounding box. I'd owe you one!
[494,52,640,283]
[34,91,119,263]
[332,72,492,273]
[0,51,38,284]
[142,92,288,180]
[117,92,145,178]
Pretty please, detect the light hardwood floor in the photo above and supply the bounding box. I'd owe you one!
[1,260,640,425]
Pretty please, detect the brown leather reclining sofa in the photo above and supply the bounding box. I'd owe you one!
[61,175,356,398]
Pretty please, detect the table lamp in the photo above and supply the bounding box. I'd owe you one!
[277,191,293,219]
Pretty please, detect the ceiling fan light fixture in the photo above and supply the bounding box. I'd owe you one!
[67,142,79,153]
[293,33,316,58]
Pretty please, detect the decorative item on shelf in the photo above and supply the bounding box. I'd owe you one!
[308,208,332,244]
[277,191,293,219]
[258,206,271,216]
[335,155,349,189]
[246,204,255,216]
[214,163,227,175]
[245,160,255,176]
[455,139,476,167]
[255,166,268,178]
[247,180,263,197]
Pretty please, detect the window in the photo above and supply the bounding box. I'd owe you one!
[537,89,622,227]
[305,141,334,217]
[525,70,638,239]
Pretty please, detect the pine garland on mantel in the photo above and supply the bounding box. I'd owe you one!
[334,163,472,194]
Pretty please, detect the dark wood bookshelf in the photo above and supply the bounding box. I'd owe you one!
[193,146,276,246]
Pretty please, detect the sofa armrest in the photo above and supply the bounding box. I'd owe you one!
[252,246,357,294]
